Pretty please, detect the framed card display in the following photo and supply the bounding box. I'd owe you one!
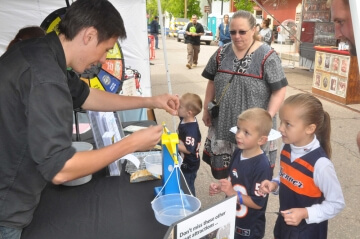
[312,47,360,104]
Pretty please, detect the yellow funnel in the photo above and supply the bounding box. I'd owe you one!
[162,123,179,164]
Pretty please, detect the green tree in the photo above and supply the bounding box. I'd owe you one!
[147,0,202,19]
[146,0,171,22]
[185,0,203,18]
[233,0,256,12]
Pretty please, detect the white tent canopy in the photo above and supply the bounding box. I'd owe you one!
[0,0,152,97]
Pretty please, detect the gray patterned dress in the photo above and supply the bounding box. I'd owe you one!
[202,43,288,179]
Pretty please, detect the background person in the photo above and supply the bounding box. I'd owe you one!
[177,93,202,196]
[260,93,345,239]
[202,10,287,179]
[0,0,179,238]
[150,16,160,49]
[6,26,46,50]
[209,108,273,239]
[255,23,261,35]
[258,18,272,45]
[185,14,204,69]
[331,0,356,56]
[330,0,360,150]
[216,14,231,47]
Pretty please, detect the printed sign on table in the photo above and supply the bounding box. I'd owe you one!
[165,196,237,239]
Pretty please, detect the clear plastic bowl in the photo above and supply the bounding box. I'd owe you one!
[62,142,93,186]
[144,153,162,175]
[151,194,201,226]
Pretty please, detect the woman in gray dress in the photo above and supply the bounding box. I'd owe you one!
[202,10,287,179]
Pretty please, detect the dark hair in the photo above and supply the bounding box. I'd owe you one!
[154,16,159,20]
[7,26,45,50]
[263,18,271,28]
[58,0,126,44]
[283,93,332,158]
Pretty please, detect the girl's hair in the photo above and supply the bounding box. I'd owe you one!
[283,93,332,158]
[7,26,46,50]
[231,10,257,40]
[263,18,271,28]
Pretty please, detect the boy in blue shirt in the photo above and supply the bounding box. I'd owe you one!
[177,93,202,196]
[209,108,272,239]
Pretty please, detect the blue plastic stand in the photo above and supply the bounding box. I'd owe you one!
[154,146,181,196]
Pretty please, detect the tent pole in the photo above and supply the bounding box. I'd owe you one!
[157,0,177,131]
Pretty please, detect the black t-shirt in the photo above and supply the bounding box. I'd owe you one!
[185,22,204,46]
[0,32,89,228]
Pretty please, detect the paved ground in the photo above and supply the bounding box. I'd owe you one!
[150,36,360,239]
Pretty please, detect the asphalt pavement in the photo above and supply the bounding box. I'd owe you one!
[149,36,360,239]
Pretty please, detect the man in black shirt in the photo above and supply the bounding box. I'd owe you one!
[185,15,204,69]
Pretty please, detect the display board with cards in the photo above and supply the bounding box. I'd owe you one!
[312,47,360,104]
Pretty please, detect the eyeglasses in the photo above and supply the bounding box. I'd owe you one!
[229,29,250,35]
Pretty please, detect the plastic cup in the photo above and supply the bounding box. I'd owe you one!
[144,153,162,175]
[62,142,93,186]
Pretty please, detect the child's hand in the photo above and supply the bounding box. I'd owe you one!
[218,179,235,197]
[259,179,277,194]
[209,182,221,196]
[281,208,308,226]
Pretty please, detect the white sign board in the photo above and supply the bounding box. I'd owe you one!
[172,196,237,239]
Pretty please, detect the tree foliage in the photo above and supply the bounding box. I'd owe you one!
[146,0,169,21]
[146,0,202,21]
[233,0,256,12]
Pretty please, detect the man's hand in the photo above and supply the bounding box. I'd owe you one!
[130,125,163,152]
[152,94,179,116]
